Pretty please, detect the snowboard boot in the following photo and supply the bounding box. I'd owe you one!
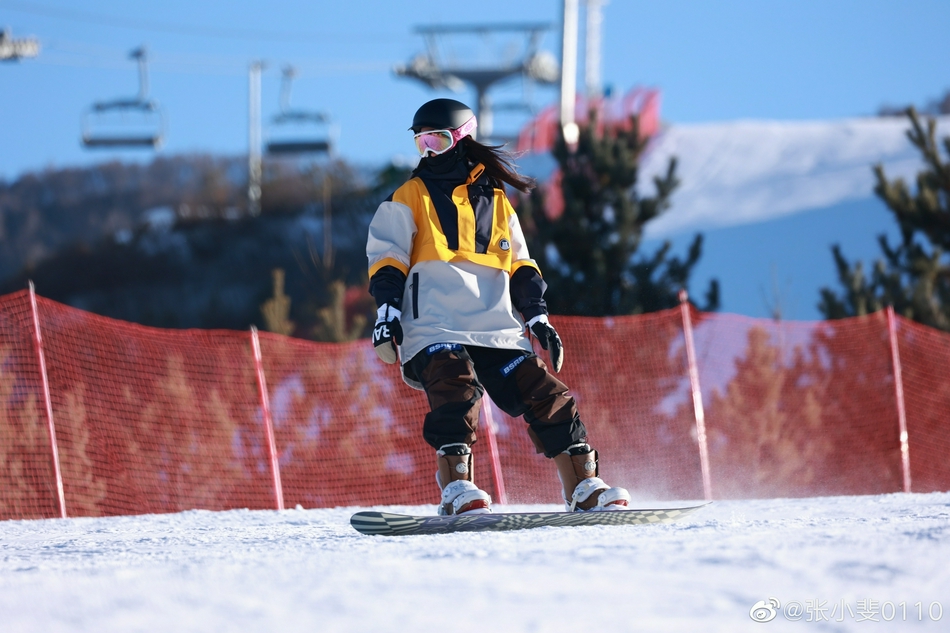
[554,443,631,512]
[435,443,492,516]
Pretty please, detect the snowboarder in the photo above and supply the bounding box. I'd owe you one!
[367,98,630,516]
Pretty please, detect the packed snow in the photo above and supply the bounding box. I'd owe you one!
[638,116,950,238]
[2,493,948,632]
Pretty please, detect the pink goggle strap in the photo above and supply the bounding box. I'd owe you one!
[452,116,477,142]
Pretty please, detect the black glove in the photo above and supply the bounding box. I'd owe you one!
[529,315,563,373]
[373,304,404,364]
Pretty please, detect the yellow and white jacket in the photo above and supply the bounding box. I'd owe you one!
[367,163,543,389]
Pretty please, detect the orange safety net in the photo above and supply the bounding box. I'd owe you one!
[1,291,949,520]
[0,292,57,519]
[898,318,950,492]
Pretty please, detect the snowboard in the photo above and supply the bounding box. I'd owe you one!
[350,503,708,536]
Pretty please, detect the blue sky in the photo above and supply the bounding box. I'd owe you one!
[1,0,947,180]
[2,0,947,320]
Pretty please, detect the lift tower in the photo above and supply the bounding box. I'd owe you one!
[395,23,559,140]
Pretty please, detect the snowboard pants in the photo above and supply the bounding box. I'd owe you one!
[404,344,587,458]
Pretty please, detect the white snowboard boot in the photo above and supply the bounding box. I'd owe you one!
[554,443,630,512]
[436,443,492,516]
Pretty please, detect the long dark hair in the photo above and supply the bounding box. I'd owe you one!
[461,137,536,193]
[413,137,536,193]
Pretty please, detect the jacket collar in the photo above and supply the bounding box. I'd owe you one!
[466,163,485,185]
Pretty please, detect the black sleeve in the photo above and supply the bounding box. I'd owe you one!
[509,266,548,322]
[369,266,407,310]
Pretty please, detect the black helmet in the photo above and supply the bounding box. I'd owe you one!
[411,98,477,139]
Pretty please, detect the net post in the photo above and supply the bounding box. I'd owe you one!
[886,306,912,493]
[679,290,713,501]
[480,396,508,505]
[29,282,67,518]
[250,326,284,510]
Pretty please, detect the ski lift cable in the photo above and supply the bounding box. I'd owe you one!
[31,39,393,77]
[0,0,405,43]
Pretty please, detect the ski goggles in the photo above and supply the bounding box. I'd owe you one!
[412,116,478,157]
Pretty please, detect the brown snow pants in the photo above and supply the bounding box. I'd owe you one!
[404,344,587,458]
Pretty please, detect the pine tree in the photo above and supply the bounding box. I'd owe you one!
[518,114,719,316]
[261,268,296,336]
[705,327,831,498]
[819,108,950,331]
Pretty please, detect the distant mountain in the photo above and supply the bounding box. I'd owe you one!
[637,115,950,239]
[634,116,950,319]
[0,155,247,283]
[515,115,950,319]
[0,154,397,335]
[0,213,370,332]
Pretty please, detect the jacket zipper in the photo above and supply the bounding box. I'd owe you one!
[412,272,419,319]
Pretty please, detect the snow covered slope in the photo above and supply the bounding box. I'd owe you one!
[2,494,948,632]
[518,115,950,318]
[639,115,950,239]
[631,115,950,318]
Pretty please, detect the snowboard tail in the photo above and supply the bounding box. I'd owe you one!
[350,504,708,536]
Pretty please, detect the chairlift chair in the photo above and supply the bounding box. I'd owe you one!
[81,47,166,149]
[265,66,333,156]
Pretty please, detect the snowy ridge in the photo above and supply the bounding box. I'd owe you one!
[2,493,948,631]
[639,116,950,238]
